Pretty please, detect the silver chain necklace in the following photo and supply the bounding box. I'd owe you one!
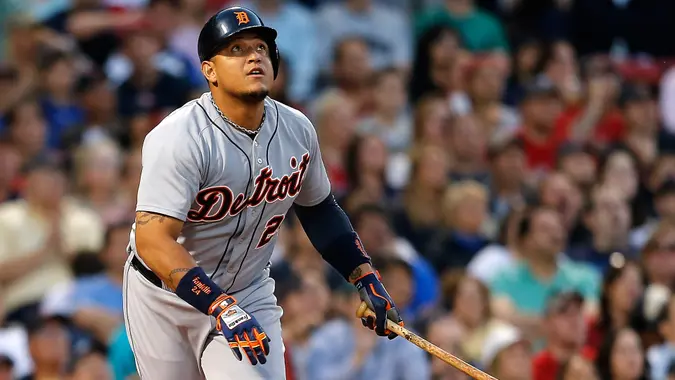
[209,93,265,136]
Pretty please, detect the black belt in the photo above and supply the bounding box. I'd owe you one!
[131,255,163,288]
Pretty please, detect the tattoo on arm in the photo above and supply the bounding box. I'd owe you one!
[136,212,167,226]
[168,268,191,287]
[349,266,363,283]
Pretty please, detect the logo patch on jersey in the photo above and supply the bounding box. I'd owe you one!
[187,153,310,223]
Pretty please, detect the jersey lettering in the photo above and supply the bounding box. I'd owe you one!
[255,215,285,249]
[187,153,310,223]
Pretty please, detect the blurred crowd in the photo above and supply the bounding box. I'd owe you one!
[4,0,675,379]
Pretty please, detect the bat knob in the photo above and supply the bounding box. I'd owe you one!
[356,301,369,318]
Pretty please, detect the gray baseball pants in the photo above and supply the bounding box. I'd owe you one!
[122,256,287,379]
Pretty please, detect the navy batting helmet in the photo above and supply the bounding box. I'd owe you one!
[198,6,280,78]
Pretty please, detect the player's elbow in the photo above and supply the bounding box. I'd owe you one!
[134,211,184,260]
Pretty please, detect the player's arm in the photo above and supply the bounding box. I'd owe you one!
[133,211,196,289]
[292,117,403,338]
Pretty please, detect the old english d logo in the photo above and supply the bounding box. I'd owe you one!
[234,11,250,25]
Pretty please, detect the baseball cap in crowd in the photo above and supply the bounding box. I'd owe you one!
[618,84,653,108]
[480,323,528,369]
[544,290,585,316]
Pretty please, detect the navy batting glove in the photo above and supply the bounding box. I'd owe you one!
[353,270,404,339]
[209,295,271,365]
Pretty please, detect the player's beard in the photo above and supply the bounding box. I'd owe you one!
[237,88,269,104]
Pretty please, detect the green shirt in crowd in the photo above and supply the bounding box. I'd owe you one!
[489,259,601,316]
[414,5,509,53]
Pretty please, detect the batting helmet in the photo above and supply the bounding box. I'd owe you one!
[198,6,280,78]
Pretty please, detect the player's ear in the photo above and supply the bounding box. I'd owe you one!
[201,60,218,85]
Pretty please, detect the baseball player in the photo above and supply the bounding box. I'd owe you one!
[122,6,404,380]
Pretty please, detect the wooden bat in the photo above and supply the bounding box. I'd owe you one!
[356,302,499,380]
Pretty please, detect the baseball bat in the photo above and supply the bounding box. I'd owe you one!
[356,302,499,380]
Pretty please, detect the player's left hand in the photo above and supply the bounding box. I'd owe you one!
[209,295,271,365]
[353,270,404,339]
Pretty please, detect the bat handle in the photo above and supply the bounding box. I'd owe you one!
[355,302,499,380]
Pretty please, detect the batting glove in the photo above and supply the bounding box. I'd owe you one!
[209,295,271,365]
[353,270,404,339]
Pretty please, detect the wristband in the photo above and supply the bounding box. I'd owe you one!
[174,267,225,315]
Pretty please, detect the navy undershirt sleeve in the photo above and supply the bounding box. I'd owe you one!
[292,194,371,280]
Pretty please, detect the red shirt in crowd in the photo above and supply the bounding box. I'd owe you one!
[520,106,626,172]
[532,345,596,380]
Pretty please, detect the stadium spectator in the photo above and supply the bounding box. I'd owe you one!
[595,327,647,380]
[313,90,358,197]
[554,142,597,194]
[114,27,194,123]
[568,187,633,272]
[61,72,126,151]
[486,137,527,223]
[468,208,524,284]
[490,206,600,333]
[3,97,53,168]
[69,349,113,380]
[446,114,489,184]
[557,354,599,380]
[411,93,451,150]
[467,58,520,142]
[516,78,565,173]
[647,293,675,379]
[532,291,592,380]
[357,68,412,154]
[392,145,450,257]
[442,270,509,364]
[480,323,532,380]
[408,24,465,107]
[315,37,373,116]
[342,134,390,213]
[414,0,509,53]
[71,139,133,226]
[0,159,104,324]
[586,260,643,353]
[428,180,491,273]
[315,0,411,76]
[23,316,71,380]
[631,180,675,251]
[536,172,583,235]
[424,315,468,380]
[38,50,84,150]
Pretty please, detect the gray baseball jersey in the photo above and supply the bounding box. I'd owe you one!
[130,92,331,292]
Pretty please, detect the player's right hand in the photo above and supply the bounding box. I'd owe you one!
[208,294,271,365]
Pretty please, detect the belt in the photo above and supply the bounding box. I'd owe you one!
[131,255,163,288]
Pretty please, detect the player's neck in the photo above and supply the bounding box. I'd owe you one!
[212,91,265,131]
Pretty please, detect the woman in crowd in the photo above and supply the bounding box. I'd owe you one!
[586,260,644,352]
[442,270,508,364]
[595,327,648,380]
[392,144,451,258]
[342,134,392,213]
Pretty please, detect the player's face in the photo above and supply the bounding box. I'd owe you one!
[203,32,274,103]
